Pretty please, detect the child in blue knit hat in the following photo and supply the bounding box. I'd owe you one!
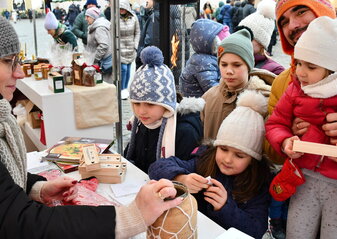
[125,46,204,173]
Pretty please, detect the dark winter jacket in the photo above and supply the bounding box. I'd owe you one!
[54,25,78,50]
[72,11,88,45]
[179,19,224,97]
[148,146,270,239]
[242,1,256,18]
[254,54,285,75]
[219,4,233,27]
[0,160,116,239]
[65,4,80,26]
[125,97,204,173]
[231,1,243,31]
[136,5,160,69]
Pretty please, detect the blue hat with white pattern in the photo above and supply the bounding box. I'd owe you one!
[130,46,176,118]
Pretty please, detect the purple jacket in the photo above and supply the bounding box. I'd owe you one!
[254,54,285,75]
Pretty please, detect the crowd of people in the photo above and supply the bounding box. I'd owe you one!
[1,0,337,238]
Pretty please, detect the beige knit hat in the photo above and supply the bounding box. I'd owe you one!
[214,90,267,160]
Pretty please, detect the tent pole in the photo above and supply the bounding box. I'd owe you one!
[111,0,123,154]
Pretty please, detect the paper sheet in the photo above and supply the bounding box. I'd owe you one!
[110,180,147,198]
[26,151,49,172]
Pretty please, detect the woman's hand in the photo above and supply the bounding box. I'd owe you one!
[40,176,78,203]
[204,178,227,211]
[174,173,209,194]
[135,179,183,226]
[282,136,303,159]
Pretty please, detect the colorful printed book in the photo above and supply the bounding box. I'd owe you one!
[42,137,114,164]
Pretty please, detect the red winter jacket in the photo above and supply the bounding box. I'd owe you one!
[266,78,337,180]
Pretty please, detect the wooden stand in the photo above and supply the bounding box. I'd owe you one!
[79,150,126,184]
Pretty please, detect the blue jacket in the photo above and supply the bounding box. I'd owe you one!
[179,19,223,97]
[148,146,270,239]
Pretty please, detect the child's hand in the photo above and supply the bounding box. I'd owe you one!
[282,136,303,159]
[204,178,227,211]
[174,173,209,194]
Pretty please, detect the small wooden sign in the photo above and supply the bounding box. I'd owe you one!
[293,140,337,157]
[82,145,100,171]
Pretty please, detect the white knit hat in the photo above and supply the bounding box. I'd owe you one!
[294,16,337,72]
[44,12,59,30]
[238,0,276,50]
[214,90,267,160]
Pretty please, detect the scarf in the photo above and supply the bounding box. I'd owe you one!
[301,72,337,99]
[0,99,27,190]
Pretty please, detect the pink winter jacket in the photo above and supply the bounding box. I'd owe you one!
[266,75,337,180]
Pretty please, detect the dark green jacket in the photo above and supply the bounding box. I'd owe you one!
[72,11,88,45]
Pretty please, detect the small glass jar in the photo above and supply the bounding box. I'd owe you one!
[82,66,96,87]
[50,66,62,75]
[42,65,49,79]
[33,65,43,80]
[95,71,103,84]
[62,66,73,85]
[23,64,32,77]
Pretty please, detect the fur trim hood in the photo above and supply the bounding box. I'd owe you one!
[177,97,205,115]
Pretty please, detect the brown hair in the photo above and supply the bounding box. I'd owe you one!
[196,141,271,204]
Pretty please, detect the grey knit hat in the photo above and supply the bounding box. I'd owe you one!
[130,46,177,118]
[0,17,20,58]
[217,28,254,72]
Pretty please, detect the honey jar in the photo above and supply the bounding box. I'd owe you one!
[42,65,49,79]
[33,65,43,80]
[23,64,32,77]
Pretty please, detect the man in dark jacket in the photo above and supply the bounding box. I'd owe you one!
[242,0,256,18]
[65,3,80,29]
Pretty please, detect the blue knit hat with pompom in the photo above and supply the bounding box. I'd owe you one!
[130,46,176,118]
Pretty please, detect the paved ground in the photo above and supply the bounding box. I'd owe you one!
[13,18,290,155]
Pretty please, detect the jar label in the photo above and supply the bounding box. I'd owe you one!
[55,80,63,90]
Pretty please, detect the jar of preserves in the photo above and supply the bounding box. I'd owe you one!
[33,65,43,80]
[42,65,49,79]
[62,66,73,85]
[23,64,32,77]
[82,66,96,87]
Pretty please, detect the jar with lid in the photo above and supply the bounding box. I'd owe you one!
[62,66,73,85]
[42,65,49,79]
[33,65,43,80]
[82,66,96,87]
[23,64,32,77]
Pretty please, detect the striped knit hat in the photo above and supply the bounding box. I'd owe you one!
[276,0,336,56]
